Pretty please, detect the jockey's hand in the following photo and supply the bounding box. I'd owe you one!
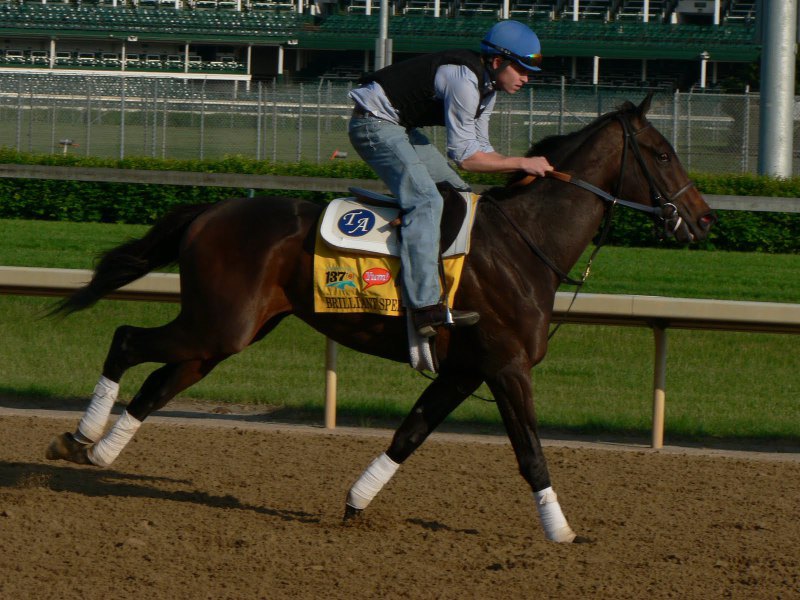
[520,156,554,177]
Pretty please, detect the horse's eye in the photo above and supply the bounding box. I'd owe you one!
[657,152,670,163]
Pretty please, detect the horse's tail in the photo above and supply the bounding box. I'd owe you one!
[51,203,214,317]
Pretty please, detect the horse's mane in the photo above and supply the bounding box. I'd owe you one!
[526,100,637,162]
[490,100,638,196]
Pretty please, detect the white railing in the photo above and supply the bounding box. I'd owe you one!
[2,265,799,448]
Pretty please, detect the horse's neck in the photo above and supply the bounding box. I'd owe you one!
[516,126,624,273]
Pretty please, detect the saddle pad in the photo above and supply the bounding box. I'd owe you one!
[320,197,402,256]
[313,225,467,317]
[320,192,478,258]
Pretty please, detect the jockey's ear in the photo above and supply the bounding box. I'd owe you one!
[638,92,654,118]
[491,55,506,71]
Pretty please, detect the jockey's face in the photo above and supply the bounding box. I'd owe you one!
[492,57,529,94]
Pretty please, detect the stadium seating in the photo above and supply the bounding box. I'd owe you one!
[508,0,554,19]
[725,0,756,23]
[0,3,304,39]
[0,0,760,86]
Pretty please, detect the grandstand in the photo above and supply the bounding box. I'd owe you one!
[0,0,759,88]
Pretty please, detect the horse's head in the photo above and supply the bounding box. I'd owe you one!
[615,93,716,242]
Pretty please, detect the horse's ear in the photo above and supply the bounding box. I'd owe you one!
[637,92,654,117]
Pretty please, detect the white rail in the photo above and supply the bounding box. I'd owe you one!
[2,266,800,448]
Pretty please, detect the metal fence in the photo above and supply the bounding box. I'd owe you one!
[0,72,795,175]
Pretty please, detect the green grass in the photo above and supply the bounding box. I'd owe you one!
[0,217,798,441]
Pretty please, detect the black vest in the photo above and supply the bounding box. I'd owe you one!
[360,50,494,129]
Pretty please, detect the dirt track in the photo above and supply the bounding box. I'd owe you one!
[1,408,799,599]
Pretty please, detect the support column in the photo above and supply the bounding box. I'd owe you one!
[758,0,797,177]
[699,51,709,89]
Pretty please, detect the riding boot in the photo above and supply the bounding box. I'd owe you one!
[412,303,479,338]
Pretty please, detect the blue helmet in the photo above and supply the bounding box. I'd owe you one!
[481,20,542,72]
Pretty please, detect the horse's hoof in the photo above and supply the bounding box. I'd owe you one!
[45,432,93,465]
[342,504,363,524]
[572,535,593,544]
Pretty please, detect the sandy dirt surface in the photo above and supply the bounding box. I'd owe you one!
[1,405,799,600]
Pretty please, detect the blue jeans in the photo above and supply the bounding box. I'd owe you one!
[348,115,468,309]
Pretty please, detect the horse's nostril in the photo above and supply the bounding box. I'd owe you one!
[699,213,716,229]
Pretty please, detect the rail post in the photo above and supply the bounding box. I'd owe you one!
[651,322,668,449]
[324,337,338,429]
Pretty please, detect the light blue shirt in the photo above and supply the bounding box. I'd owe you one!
[349,64,496,164]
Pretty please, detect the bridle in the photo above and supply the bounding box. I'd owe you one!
[613,113,696,240]
[483,111,699,288]
[511,112,696,240]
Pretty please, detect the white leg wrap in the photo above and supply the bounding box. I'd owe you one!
[88,410,141,467]
[77,376,119,443]
[534,487,577,543]
[346,453,400,510]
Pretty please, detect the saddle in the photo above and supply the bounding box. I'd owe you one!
[320,184,476,258]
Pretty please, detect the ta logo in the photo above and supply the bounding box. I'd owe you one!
[338,209,375,237]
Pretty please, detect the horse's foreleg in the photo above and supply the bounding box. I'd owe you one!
[487,367,588,544]
[344,371,483,521]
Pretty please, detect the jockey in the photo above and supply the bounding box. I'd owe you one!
[348,20,553,338]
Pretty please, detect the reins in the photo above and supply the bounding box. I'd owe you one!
[482,166,623,286]
[482,192,588,287]
[511,167,667,219]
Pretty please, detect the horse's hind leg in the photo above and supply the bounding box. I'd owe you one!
[44,374,120,464]
[84,311,290,466]
[46,357,224,466]
[45,318,213,463]
[88,357,224,467]
[344,370,484,521]
[47,311,288,465]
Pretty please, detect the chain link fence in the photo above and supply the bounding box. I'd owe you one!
[0,72,795,175]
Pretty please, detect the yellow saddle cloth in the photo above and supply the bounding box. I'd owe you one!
[313,228,468,317]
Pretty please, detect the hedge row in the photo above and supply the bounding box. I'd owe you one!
[1,149,798,253]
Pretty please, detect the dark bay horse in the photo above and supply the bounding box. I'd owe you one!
[46,94,714,543]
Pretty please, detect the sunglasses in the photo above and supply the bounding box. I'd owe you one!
[483,40,543,69]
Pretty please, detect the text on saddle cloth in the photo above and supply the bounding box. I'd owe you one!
[313,191,479,317]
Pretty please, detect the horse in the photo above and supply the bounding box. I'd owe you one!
[45,94,715,543]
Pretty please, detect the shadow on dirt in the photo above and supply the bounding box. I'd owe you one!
[0,461,320,523]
